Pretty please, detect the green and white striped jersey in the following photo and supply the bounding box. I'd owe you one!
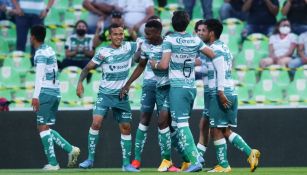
[199,53,211,93]
[141,39,169,87]
[162,32,208,88]
[65,34,94,61]
[92,41,138,95]
[207,40,235,95]
[136,37,157,86]
[19,0,46,15]
[33,44,60,98]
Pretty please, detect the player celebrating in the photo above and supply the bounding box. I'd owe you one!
[194,19,211,161]
[31,25,80,170]
[200,19,260,173]
[150,10,215,172]
[77,23,140,172]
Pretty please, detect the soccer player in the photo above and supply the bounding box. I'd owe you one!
[194,19,211,160]
[120,20,179,172]
[149,10,215,172]
[199,19,260,173]
[77,23,140,172]
[31,25,80,170]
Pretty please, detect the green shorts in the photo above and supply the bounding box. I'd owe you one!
[169,87,196,123]
[36,93,60,125]
[156,85,170,113]
[208,94,238,128]
[93,93,132,123]
[140,85,156,113]
[202,91,210,119]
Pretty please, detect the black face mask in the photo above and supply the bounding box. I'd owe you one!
[76,29,86,36]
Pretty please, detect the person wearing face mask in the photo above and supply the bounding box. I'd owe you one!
[60,20,95,70]
[260,19,297,68]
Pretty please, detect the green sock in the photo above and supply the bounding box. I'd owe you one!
[214,138,229,168]
[170,129,190,162]
[40,130,58,166]
[134,123,148,161]
[158,127,171,160]
[229,132,252,156]
[121,134,132,166]
[178,125,199,165]
[197,143,207,157]
[88,128,99,161]
[51,129,73,153]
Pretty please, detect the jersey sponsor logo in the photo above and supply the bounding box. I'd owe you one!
[176,38,196,44]
[109,63,129,71]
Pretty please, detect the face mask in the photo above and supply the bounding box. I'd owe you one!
[279,26,291,34]
[76,29,86,36]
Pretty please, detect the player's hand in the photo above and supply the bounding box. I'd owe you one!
[15,7,24,16]
[218,91,232,109]
[39,9,48,19]
[76,82,84,98]
[119,84,130,100]
[149,60,157,69]
[195,57,202,66]
[31,98,39,112]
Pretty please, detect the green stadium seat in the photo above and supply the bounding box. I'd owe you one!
[253,79,284,106]
[2,51,32,76]
[82,71,100,107]
[0,89,12,101]
[232,65,257,90]
[287,79,307,106]
[0,66,21,89]
[0,36,10,54]
[0,20,16,46]
[195,85,204,109]
[128,86,142,109]
[59,66,82,107]
[212,0,224,19]
[260,65,290,90]
[236,86,250,106]
[293,65,307,81]
[12,89,32,108]
[45,9,62,26]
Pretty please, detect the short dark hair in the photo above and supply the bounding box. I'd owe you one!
[172,10,190,32]
[112,11,122,18]
[108,23,123,34]
[204,19,223,39]
[147,15,160,22]
[145,20,162,32]
[75,20,88,29]
[194,19,206,32]
[30,25,46,42]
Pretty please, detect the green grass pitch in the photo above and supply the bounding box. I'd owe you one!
[0,168,307,175]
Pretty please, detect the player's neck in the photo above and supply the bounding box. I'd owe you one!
[110,43,121,49]
[151,37,163,45]
[209,38,217,45]
[33,42,43,49]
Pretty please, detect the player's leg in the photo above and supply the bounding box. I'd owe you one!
[170,87,201,172]
[197,92,211,158]
[207,94,231,173]
[49,97,80,167]
[132,85,156,168]
[36,94,59,170]
[79,94,108,169]
[207,127,231,173]
[224,94,260,172]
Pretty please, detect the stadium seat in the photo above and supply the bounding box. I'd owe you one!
[59,66,82,107]
[0,20,16,46]
[12,89,32,108]
[252,79,284,106]
[0,36,10,54]
[236,86,250,106]
[287,79,307,106]
[0,66,21,88]
[293,65,307,81]
[259,65,290,90]
[128,87,142,109]
[82,71,100,107]
[2,51,32,76]
[212,0,223,19]
[44,8,62,26]
[232,65,257,90]
[195,85,204,109]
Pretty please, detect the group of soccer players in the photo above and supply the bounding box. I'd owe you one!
[31,9,260,172]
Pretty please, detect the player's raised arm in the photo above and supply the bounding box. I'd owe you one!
[200,43,215,59]
[76,60,98,98]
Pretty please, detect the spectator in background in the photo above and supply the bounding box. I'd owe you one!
[0,97,10,111]
[183,0,212,20]
[282,0,307,35]
[219,0,247,21]
[93,11,137,48]
[12,0,54,65]
[61,20,94,70]
[288,31,307,74]
[83,0,122,34]
[0,0,16,23]
[260,19,297,68]
[117,0,155,36]
[242,0,279,38]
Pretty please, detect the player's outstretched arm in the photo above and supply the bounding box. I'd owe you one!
[76,60,97,98]
[200,46,215,59]
[119,58,148,99]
